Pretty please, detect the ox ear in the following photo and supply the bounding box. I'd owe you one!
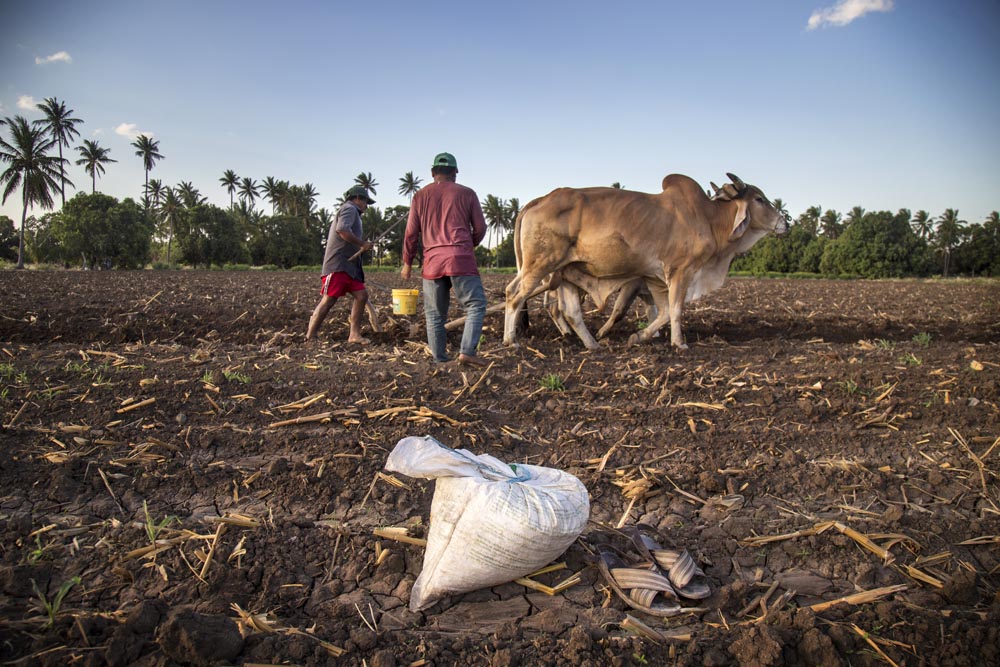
[730,200,750,239]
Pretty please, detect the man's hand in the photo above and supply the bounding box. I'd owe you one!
[400,264,411,280]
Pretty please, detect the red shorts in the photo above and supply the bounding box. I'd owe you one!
[321,272,366,298]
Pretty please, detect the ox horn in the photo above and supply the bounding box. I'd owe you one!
[710,182,722,198]
[726,173,746,191]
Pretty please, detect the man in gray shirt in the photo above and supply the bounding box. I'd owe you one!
[306,185,374,343]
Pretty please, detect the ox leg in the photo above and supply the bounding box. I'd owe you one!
[665,272,693,349]
[597,280,641,339]
[628,279,672,345]
[556,282,600,350]
[545,290,573,337]
[504,270,550,346]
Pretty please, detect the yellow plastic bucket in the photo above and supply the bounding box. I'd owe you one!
[392,289,419,315]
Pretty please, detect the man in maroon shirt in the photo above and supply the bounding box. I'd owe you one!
[401,152,489,366]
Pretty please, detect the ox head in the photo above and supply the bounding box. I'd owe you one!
[710,173,789,240]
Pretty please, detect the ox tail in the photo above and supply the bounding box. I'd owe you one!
[509,197,543,338]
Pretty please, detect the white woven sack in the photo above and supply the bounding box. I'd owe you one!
[385,435,590,611]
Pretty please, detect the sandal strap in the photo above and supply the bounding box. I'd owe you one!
[609,566,678,600]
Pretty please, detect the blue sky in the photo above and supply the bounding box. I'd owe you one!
[2,0,999,227]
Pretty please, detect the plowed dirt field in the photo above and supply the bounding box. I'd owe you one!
[1,270,998,667]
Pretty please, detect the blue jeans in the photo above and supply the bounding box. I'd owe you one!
[423,275,487,362]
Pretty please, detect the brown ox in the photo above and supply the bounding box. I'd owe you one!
[504,173,788,349]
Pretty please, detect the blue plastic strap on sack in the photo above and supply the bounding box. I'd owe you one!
[425,436,531,483]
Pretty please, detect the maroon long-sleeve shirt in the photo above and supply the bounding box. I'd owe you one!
[403,180,487,279]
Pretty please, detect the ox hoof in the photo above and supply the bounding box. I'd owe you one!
[627,334,641,346]
[672,342,689,352]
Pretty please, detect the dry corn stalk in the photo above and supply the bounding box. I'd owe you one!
[206,513,260,528]
[275,392,326,413]
[373,526,427,548]
[807,584,908,613]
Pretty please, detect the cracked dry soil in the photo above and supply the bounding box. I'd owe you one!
[0,270,998,667]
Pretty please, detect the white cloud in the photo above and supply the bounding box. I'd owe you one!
[114,123,154,139]
[35,51,73,65]
[92,128,105,137]
[807,0,893,30]
[17,95,37,111]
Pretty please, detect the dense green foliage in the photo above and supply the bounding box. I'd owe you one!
[174,204,247,268]
[0,215,17,261]
[733,207,996,279]
[247,215,321,268]
[51,193,152,268]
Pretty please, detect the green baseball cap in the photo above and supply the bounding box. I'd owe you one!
[345,185,375,204]
[432,152,458,169]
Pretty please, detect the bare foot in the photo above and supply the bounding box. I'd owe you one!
[348,336,370,345]
[458,353,488,367]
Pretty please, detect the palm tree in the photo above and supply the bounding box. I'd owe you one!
[0,116,68,268]
[797,205,821,236]
[145,179,164,210]
[220,169,239,209]
[176,181,204,208]
[131,134,163,209]
[845,206,866,229]
[260,176,283,215]
[33,97,82,208]
[911,210,933,240]
[935,208,965,277]
[74,139,116,193]
[158,187,182,263]
[820,209,842,239]
[611,182,623,189]
[238,177,260,210]
[354,172,378,195]
[301,182,319,213]
[398,171,422,201]
[772,198,790,223]
[482,194,507,259]
[505,197,520,232]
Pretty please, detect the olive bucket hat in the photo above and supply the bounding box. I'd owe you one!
[432,152,458,169]
[345,185,375,204]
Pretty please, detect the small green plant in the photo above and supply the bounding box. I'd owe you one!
[635,320,649,330]
[840,379,861,395]
[142,500,177,544]
[901,353,922,366]
[32,576,81,628]
[201,370,215,385]
[64,360,89,374]
[632,653,649,665]
[539,373,565,391]
[875,338,895,350]
[223,370,251,384]
[27,534,53,564]
[1,363,29,385]
[912,332,932,347]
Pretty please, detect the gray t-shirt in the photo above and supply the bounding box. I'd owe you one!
[321,202,364,281]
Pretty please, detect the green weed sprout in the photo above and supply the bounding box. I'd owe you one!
[32,576,81,628]
[539,373,565,391]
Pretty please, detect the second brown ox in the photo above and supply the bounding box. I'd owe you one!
[503,173,789,350]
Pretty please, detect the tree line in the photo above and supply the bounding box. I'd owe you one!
[731,203,1000,278]
[2,97,997,276]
